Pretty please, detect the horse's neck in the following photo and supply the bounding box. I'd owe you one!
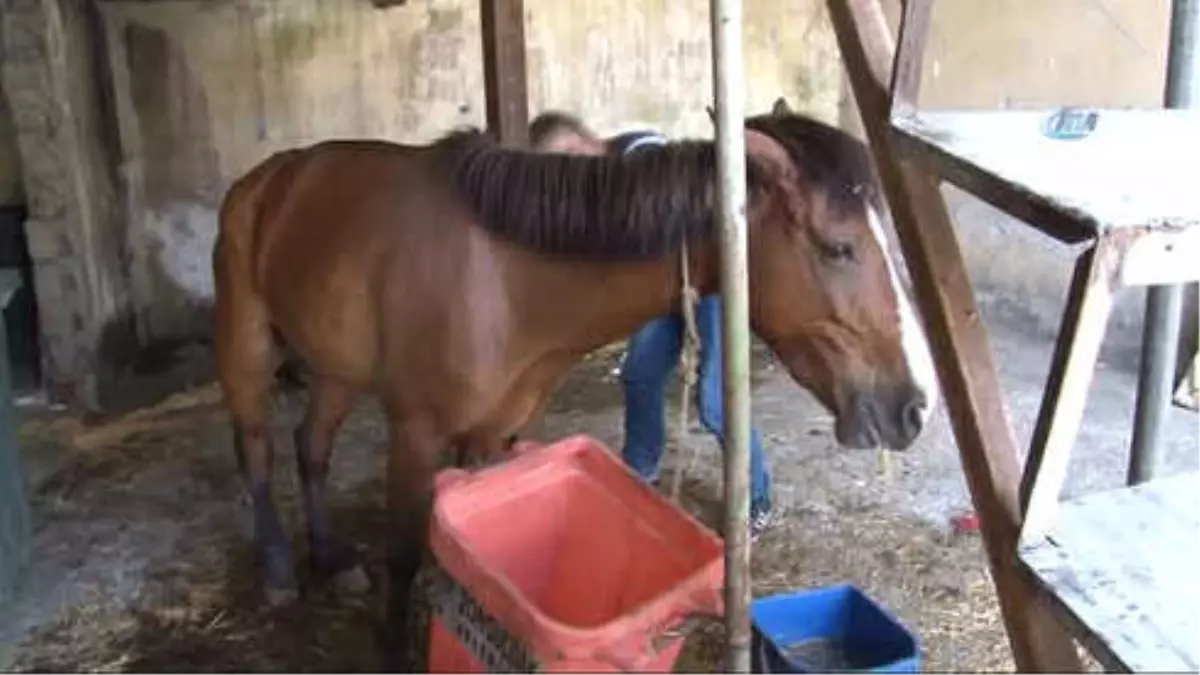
[507,244,721,353]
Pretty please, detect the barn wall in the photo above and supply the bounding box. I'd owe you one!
[2,0,131,409]
[98,0,843,346]
[0,95,23,207]
[1,0,1185,409]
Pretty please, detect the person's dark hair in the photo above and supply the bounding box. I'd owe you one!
[528,111,598,148]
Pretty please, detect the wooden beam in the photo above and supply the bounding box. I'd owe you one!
[888,0,933,119]
[1120,226,1200,287]
[824,0,1084,670]
[479,0,529,146]
[1018,243,1116,542]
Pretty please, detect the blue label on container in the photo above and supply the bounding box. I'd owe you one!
[1042,107,1099,140]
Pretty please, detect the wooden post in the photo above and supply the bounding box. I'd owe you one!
[708,0,752,670]
[479,0,529,146]
[824,0,1084,670]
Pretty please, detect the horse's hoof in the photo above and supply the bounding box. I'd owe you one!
[265,585,300,608]
[335,564,371,595]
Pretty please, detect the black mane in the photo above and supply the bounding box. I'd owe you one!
[434,114,877,261]
[745,113,882,216]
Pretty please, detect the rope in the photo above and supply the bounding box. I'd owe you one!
[669,237,702,501]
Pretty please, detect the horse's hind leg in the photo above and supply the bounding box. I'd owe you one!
[380,416,441,671]
[215,290,297,605]
[293,376,368,593]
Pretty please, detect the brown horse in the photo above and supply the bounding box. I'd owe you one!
[212,102,936,667]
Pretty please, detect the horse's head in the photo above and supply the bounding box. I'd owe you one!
[528,104,937,450]
[740,98,938,450]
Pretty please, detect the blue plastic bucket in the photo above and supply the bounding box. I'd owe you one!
[751,584,920,673]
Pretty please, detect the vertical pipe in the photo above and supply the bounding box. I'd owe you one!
[709,0,752,670]
[1129,0,1199,485]
[1165,0,1200,108]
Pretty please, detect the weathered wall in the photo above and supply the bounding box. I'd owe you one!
[2,0,1186,409]
[0,94,23,206]
[98,0,843,346]
[853,0,1177,370]
[1,0,131,409]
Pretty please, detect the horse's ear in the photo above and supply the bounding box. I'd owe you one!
[744,129,794,181]
[705,105,717,125]
[771,97,793,116]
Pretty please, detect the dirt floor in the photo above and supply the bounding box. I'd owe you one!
[1,317,1196,672]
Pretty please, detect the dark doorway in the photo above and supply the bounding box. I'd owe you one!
[0,205,43,396]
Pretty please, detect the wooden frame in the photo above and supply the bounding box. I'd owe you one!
[830,0,1200,671]
[825,1,1087,669]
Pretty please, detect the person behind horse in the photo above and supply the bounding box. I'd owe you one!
[529,111,776,536]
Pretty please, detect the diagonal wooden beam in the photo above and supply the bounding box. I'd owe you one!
[824,0,1084,670]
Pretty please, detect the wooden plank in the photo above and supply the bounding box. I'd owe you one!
[889,117,1093,243]
[888,0,932,119]
[825,1,1083,671]
[891,110,1200,240]
[1120,225,1200,287]
[1019,472,1200,673]
[1018,241,1117,541]
[479,0,529,146]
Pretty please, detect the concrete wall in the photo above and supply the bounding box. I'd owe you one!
[861,0,1177,371]
[98,0,843,346]
[2,0,1188,409]
[0,95,23,206]
[2,0,131,409]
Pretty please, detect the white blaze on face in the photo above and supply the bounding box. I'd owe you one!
[866,206,940,427]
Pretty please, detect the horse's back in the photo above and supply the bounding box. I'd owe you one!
[218,139,452,389]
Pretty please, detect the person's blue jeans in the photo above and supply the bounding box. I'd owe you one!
[621,294,772,508]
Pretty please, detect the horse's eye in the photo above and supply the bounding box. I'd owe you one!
[819,240,856,263]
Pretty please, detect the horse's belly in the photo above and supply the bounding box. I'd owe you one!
[265,280,378,387]
[467,350,580,440]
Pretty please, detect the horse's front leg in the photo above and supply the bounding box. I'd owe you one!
[293,376,368,593]
[380,417,441,672]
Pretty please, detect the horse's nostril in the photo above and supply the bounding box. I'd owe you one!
[900,395,926,441]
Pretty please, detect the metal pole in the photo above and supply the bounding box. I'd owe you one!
[709,0,752,670]
[1129,0,1199,485]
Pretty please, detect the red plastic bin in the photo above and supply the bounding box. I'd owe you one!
[424,434,725,672]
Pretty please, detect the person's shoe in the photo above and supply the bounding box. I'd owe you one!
[749,498,776,539]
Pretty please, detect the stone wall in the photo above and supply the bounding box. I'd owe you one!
[1,0,132,409]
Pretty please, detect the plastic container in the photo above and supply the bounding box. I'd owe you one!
[751,584,920,673]
[425,434,724,673]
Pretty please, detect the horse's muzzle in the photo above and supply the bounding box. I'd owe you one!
[836,384,928,450]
